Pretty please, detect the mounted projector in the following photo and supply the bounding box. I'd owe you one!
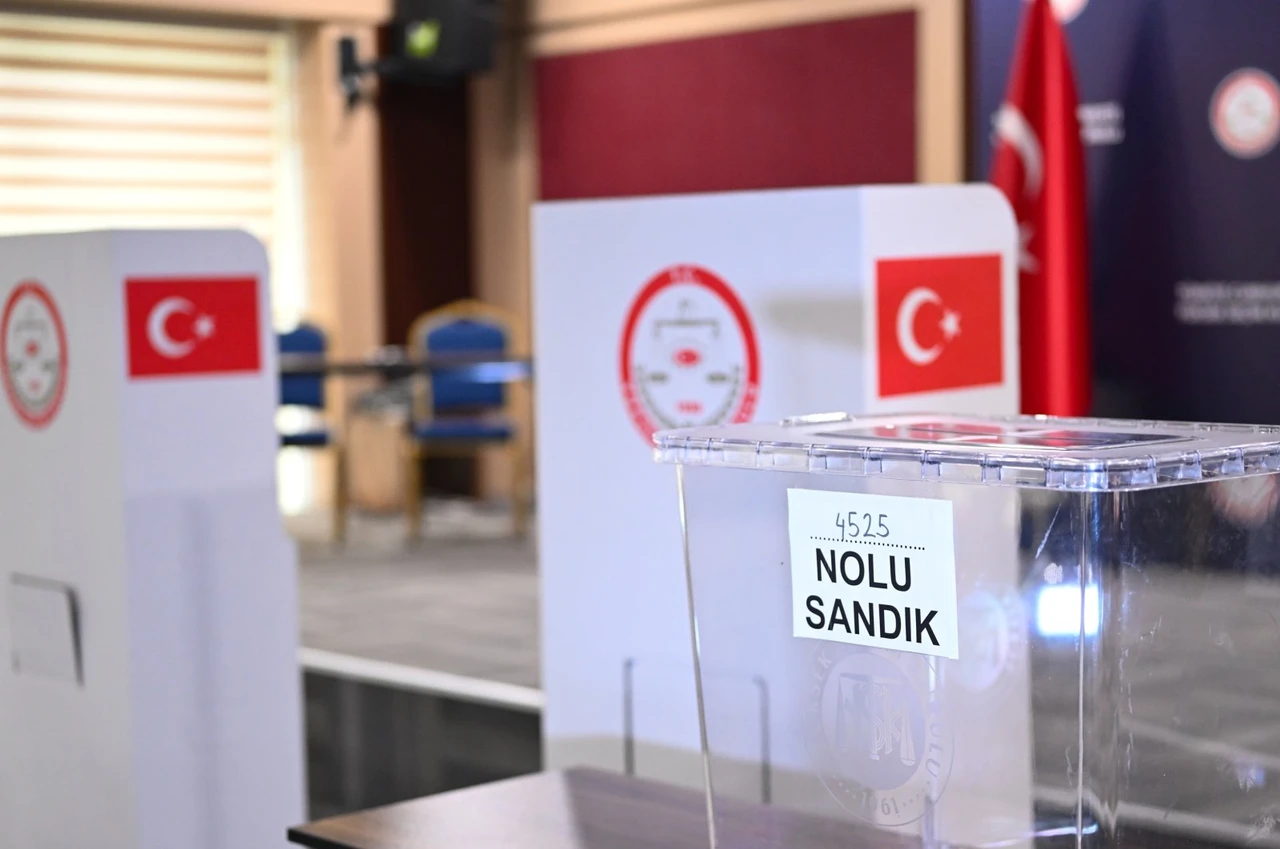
[339,0,498,104]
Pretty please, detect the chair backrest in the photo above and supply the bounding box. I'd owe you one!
[278,323,326,409]
[410,302,510,413]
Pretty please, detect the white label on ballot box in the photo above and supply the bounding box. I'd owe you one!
[788,489,959,660]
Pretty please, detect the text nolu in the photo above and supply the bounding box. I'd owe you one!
[804,548,940,646]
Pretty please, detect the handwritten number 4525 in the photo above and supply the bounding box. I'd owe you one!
[835,512,889,541]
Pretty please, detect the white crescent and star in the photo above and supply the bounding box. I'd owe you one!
[996,0,1084,275]
[993,103,1044,273]
[895,286,961,367]
[146,296,215,359]
[993,104,1044,201]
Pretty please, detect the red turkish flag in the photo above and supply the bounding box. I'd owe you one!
[989,0,1090,416]
[877,254,1004,398]
[126,277,261,378]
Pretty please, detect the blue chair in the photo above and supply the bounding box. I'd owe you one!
[279,323,346,543]
[404,299,531,540]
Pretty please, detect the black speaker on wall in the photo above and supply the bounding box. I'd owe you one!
[387,0,498,79]
[339,0,498,104]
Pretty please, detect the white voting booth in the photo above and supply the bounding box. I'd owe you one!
[0,230,303,849]
[534,185,1029,844]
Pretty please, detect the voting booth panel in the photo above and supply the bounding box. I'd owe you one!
[533,184,1024,838]
[0,230,303,849]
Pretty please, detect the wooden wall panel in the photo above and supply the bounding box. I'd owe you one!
[45,0,389,23]
[470,35,536,501]
[297,23,385,509]
[376,39,473,346]
[297,23,383,363]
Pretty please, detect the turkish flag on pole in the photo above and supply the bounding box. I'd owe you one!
[989,0,1090,416]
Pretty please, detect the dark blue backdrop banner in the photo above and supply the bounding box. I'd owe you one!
[971,0,1280,423]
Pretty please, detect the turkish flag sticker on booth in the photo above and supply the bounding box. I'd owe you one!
[876,254,1003,397]
[125,277,261,378]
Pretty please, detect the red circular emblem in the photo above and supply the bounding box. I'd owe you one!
[619,264,760,441]
[1211,68,1280,159]
[2,281,68,429]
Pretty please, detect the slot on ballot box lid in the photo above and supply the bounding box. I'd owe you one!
[655,412,1280,490]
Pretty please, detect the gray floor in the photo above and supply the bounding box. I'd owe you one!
[293,500,540,688]
[303,673,541,819]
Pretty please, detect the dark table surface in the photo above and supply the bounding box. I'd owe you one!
[289,768,706,849]
[287,767,931,849]
[288,767,1224,849]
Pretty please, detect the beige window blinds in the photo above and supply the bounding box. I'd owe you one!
[0,9,307,326]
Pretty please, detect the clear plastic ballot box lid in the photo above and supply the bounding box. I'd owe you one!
[655,413,1280,849]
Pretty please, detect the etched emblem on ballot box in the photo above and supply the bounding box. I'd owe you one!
[807,644,953,825]
[790,487,958,823]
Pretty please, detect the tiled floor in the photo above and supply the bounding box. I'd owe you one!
[291,500,540,688]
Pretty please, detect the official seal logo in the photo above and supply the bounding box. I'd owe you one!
[805,644,953,826]
[618,264,760,441]
[1211,68,1280,159]
[2,280,67,429]
[954,586,1026,698]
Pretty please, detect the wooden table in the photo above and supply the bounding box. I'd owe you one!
[288,768,937,849]
[288,768,1221,849]
[290,769,700,849]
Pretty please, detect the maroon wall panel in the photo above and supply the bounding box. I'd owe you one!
[535,11,917,200]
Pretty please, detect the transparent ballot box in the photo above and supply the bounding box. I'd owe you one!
[657,413,1280,849]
